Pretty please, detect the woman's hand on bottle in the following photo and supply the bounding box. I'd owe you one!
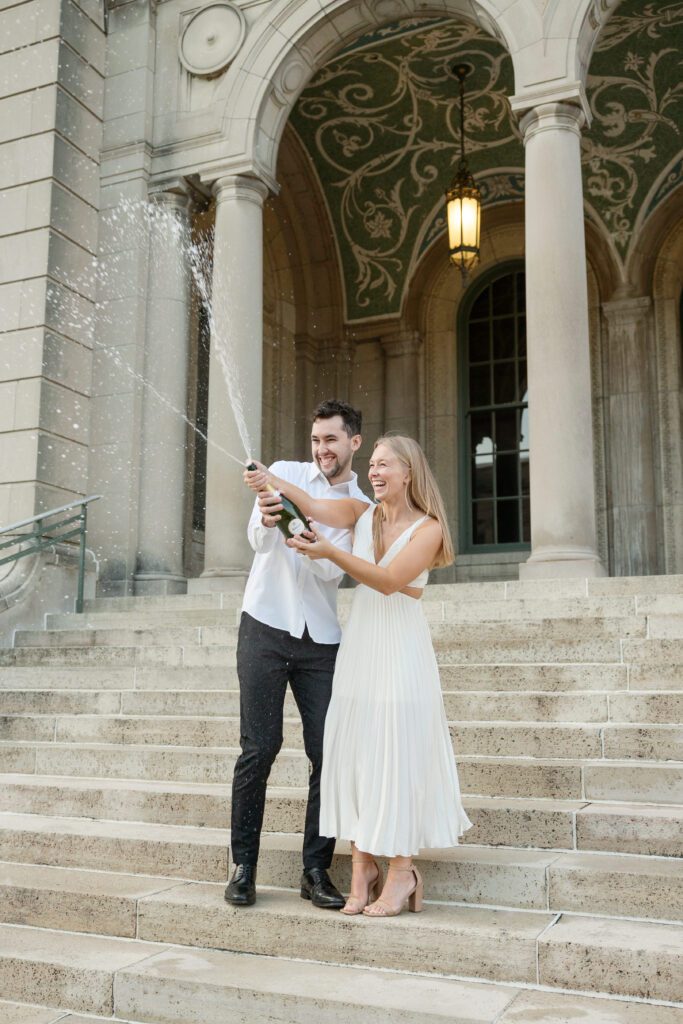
[288,525,334,560]
[243,460,273,493]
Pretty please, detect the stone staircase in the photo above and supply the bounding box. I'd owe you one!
[0,577,682,1024]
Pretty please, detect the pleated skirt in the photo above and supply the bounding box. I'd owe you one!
[319,585,472,857]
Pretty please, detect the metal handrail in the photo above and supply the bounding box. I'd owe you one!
[0,495,102,613]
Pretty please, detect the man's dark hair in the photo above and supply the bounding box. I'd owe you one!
[311,399,362,438]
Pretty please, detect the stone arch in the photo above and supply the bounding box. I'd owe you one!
[216,0,544,185]
[543,0,622,88]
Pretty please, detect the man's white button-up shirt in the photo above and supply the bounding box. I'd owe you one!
[242,461,371,644]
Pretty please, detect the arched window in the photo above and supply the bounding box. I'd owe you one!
[459,265,530,551]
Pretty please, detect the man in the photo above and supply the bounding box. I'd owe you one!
[225,399,371,908]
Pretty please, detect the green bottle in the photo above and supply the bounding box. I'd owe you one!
[247,463,309,540]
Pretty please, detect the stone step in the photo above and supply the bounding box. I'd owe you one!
[623,638,683,667]
[0,638,627,666]
[0,794,593,868]
[1,774,681,856]
[138,881,552,984]
[0,690,124,714]
[0,688,622,722]
[0,662,632,693]
[539,913,683,1002]
[3,741,683,800]
[0,861,181,937]
[0,813,681,920]
[134,882,683,997]
[608,692,683,723]
[649,615,683,640]
[1,938,680,1024]
[4,715,683,760]
[49,595,643,629]
[0,922,169,1016]
[15,616,645,650]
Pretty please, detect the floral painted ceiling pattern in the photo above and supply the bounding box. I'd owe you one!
[288,3,683,323]
[583,1,683,254]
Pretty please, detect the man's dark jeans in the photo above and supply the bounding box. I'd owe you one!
[230,612,338,870]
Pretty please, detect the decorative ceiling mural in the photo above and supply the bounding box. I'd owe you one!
[583,0,683,257]
[289,18,523,322]
[289,3,683,323]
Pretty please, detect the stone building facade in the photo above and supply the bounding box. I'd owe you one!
[1,0,682,605]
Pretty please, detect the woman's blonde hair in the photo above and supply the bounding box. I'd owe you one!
[371,435,455,569]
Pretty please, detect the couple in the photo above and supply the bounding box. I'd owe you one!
[225,399,471,917]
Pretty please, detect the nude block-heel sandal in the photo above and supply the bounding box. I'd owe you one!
[340,857,384,916]
[363,865,423,918]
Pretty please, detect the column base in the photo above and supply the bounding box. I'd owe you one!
[133,573,188,596]
[190,570,248,594]
[519,548,607,580]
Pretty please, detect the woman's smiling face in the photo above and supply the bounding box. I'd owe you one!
[368,443,409,502]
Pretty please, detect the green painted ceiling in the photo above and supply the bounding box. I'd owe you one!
[288,2,683,322]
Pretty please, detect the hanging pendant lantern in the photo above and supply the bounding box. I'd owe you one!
[446,63,481,279]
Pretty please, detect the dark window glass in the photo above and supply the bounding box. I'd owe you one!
[470,411,492,454]
[518,361,527,401]
[463,269,529,549]
[470,286,490,320]
[492,317,515,360]
[469,364,490,407]
[473,501,494,544]
[472,458,494,499]
[468,320,489,363]
[497,500,520,543]
[522,496,531,542]
[517,274,526,312]
[518,316,526,356]
[492,274,514,315]
[495,409,517,452]
[494,361,516,404]
[496,453,519,497]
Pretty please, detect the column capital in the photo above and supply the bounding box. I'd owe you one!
[148,182,191,212]
[519,102,586,145]
[380,329,422,359]
[213,174,270,208]
[602,295,652,326]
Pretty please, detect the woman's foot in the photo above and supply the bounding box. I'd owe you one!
[363,864,423,917]
[341,857,382,915]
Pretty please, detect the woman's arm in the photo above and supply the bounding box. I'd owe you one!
[289,519,442,596]
[244,463,367,531]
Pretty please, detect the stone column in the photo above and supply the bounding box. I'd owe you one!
[518,103,606,579]
[200,174,269,589]
[602,296,658,575]
[380,329,422,439]
[134,188,192,595]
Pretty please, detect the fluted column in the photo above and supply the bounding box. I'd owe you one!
[518,103,606,579]
[135,187,191,595]
[602,296,658,575]
[380,329,422,439]
[201,174,269,587]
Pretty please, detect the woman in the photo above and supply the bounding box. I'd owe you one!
[245,436,471,917]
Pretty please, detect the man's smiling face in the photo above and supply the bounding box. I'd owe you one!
[311,415,360,484]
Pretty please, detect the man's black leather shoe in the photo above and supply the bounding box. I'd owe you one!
[300,867,345,909]
[224,864,256,906]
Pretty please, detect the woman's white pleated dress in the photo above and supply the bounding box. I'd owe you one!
[320,505,472,857]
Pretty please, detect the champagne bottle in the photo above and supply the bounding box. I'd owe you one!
[247,463,309,541]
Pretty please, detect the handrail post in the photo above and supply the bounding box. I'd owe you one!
[76,503,88,614]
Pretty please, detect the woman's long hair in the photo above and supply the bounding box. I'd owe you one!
[371,435,455,569]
